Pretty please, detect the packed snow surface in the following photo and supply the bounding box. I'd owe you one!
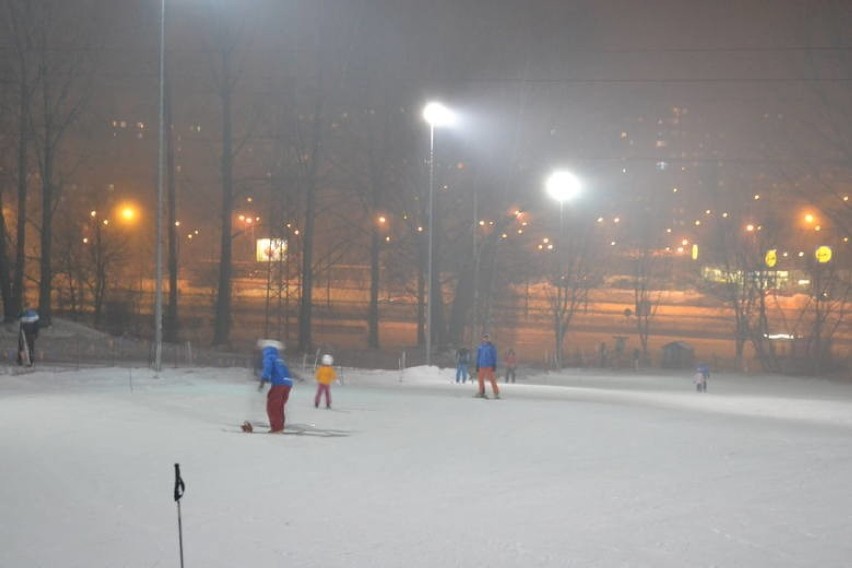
[2,364,851,567]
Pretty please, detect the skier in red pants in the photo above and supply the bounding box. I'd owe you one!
[257,340,295,433]
[475,334,500,399]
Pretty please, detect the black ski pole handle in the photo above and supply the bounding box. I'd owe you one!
[174,463,185,502]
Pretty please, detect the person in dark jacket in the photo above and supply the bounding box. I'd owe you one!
[455,346,470,384]
[475,334,500,399]
[257,339,295,433]
[504,348,518,383]
[18,308,39,366]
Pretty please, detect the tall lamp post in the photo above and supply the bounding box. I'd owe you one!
[422,102,454,366]
[154,0,166,373]
[545,170,581,368]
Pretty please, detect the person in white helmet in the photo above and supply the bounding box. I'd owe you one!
[314,354,337,409]
[256,339,294,433]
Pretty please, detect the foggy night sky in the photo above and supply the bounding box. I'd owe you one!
[10,0,850,247]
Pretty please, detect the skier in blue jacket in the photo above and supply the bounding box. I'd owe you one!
[257,339,295,433]
[475,334,500,399]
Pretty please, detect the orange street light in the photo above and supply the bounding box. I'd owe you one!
[118,205,138,224]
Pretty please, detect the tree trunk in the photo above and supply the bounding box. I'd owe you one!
[416,238,425,346]
[212,47,234,346]
[165,72,179,343]
[0,190,13,320]
[368,227,380,348]
[11,71,29,320]
[37,133,53,324]
[298,93,324,351]
[448,263,474,346]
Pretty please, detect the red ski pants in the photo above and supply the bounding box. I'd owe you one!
[477,367,500,396]
[315,384,331,408]
[266,384,292,432]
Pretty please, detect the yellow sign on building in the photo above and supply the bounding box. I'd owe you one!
[815,245,832,264]
[256,238,288,262]
[764,249,777,268]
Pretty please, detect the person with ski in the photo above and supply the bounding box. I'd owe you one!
[18,307,39,366]
[455,345,470,384]
[314,354,336,409]
[257,339,295,433]
[504,348,518,383]
[475,333,500,399]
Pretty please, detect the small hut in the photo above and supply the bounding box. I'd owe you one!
[660,341,695,369]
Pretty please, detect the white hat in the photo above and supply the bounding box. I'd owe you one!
[257,339,284,351]
[321,354,333,366]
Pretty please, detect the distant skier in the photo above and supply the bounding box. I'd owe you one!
[455,346,470,384]
[694,363,710,392]
[314,354,337,409]
[18,307,39,366]
[504,348,518,383]
[257,339,295,433]
[475,334,500,399]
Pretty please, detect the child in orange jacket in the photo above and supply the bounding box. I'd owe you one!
[315,354,337,409]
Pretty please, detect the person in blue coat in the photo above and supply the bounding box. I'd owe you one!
[257,339,295,433]
[475,334,500,399]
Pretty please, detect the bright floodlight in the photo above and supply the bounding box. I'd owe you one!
[422,102,455,127]
[546,171,582,203]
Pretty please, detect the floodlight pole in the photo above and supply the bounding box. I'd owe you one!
[154,0,165,373]
[426,123,435,367]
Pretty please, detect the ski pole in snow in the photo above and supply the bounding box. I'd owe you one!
[173,463,186,568]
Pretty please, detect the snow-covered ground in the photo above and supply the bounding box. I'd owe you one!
[2,364,851,567]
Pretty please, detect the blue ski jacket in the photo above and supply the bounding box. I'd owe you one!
[260,346,294,387]
[476,341,497,370]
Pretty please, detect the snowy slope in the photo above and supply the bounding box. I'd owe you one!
[1,365,851,567]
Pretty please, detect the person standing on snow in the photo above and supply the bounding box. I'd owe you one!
[694,362,710,392]
[257,339,295,433]
[475,334,500,399]
[18,307,40,366]
[504,348,518,383]
[314,354,337,409]
[455,345,470,384]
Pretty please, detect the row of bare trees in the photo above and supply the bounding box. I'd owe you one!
[0,1,847,375]
[1,0,103,325]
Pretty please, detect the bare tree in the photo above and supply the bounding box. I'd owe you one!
[164,71,180,343]
[48,186,132,325]
[19,1,99,324]
[209,4,241,346]
[4,0,38,320]
[630,216,669,359]
[288,0,361,352]
[544,214,601,368]
[205,3,267,347]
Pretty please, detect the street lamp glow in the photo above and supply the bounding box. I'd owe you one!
[545,171,582,203]
[422,102,455,128]
[119,205,137,223]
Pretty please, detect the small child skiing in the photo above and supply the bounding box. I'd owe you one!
[694,363,710,392]
[315,354,337,409]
